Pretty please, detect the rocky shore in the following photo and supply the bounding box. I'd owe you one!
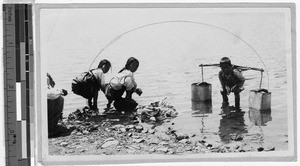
[49,100,275,156]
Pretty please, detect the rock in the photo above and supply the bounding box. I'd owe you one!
[205,143,213,148]
[83,130,89,135]
[150,117,156,122]
[157,147,169,153]
[176,133,189,141]
[66,149,75,154]
[135,125,143,132]
[257,147,264,152]
[132,135,140,139]
[167,149,175,154]
[199,140,206,144]
[149,147,156,153]
[114,124,125,128]
[101,140,119,148]
[159,141,169,146]
[265,147,275,151]
[128,145,140,150]
[133,138,145,143]
[142,129,148,133]
[127,133,133,137]
[76,132,83,136]
[127,125,135,130]
[133,120,139,124]
[60,142,68,147]
[179,139,189,144]
[79,149,85,153]
[104,137,115,143]
[120,128,127,133]
[148,129,155,134]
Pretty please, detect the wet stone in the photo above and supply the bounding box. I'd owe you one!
[76,132,83,136]
[199,140,206,144]
[127,125,135,130]
[135,125,144,131]
[157,147,169,153]
[133,138,145,143]
[257,147,264,152]
[148,129,155,134]
[104,137,115,143]
[60,142,68,147]
[102,140,119,148]
[120,128,127,133]
[176,133,189,141]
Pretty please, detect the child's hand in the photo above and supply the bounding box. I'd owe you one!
[136,88,143,96]
[61,89,68,96]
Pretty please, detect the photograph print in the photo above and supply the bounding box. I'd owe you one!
[36,3,296,164]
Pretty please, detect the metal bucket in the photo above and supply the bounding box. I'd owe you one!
[249,89,271,110]
[191,101,212,114]
[191,82,212,102]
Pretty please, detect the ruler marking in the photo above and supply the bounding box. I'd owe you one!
[4,4,33,166]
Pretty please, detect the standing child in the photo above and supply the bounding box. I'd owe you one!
[218,57,245,110]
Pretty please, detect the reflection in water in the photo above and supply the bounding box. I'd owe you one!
[191,101,212,133]
[249,108,272,126]
[219,106,247,143]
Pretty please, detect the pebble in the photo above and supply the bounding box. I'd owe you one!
[60,142,68,147]
[133,138,145,143]
[120,128,127,133]
[257,147,264,152]
[83,130,89,135]
[76,132,83,136]
[135,125,144,131]
[148,129,155,134]
[157,147,169,153]
[176,133,189,141]
[104,137,115,143]
[127,125,135,130]
[101,140,119,148]
[150,117,156,122]
[179,139,189,144]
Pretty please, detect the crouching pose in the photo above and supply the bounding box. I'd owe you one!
[218,57,245,110]
[72,59,111,110]
[105,57,143,112]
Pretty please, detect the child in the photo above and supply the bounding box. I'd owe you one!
[72,59,111,111]
[218,57,245,110]
[47,73,68,137]
[105,57,143,111]
[88,59,111,110]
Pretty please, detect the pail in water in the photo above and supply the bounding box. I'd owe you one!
[249,89,271,110]
[191,101,212,114]
[191,82,212,102]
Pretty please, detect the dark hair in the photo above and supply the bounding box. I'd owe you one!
[98,59,111,69]
[119,57,139,73]
[220,57,232,66]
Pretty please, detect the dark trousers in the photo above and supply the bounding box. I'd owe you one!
[221,91,240,108]
[48,96,64,132]
[105,86,137,111]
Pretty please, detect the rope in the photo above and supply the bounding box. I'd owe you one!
[89,20,269,89]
